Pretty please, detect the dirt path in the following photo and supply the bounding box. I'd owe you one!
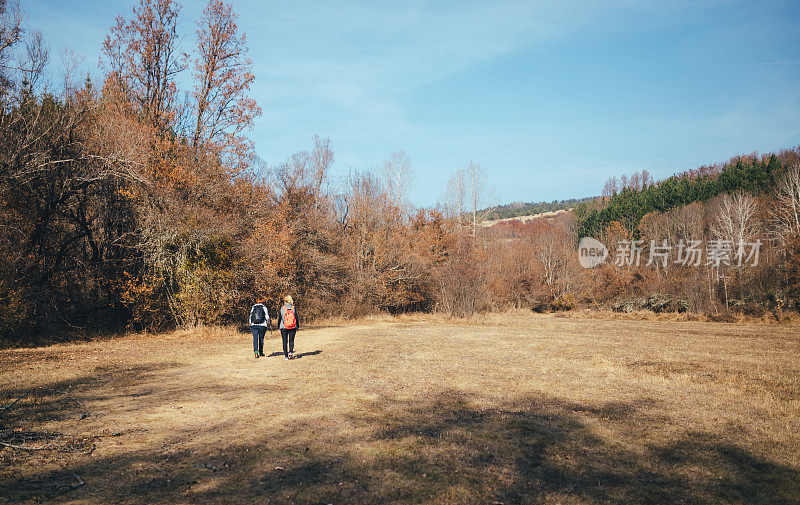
[1,313,799,504]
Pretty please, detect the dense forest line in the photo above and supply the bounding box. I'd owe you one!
[575,151,796,238]
[1,0,798,346]
[485,197,595,221]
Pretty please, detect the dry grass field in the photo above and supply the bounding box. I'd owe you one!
[1,311,799,504]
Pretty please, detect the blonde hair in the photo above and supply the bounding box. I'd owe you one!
[283,295,294,305]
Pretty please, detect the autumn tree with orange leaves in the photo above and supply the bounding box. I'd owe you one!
[192,0,261,175]
[102,0,186,128]
[97,0,265,328]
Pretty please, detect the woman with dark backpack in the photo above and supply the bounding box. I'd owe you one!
[276,295,299,360]
[249,298,270,358]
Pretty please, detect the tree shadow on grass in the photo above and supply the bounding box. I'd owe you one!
[0,328,126,350]
[351,394,800,504]
[0,363,182,427]
[1,388,797,504]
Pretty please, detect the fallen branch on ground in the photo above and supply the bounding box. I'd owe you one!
[0,392,29,418]
[53,473,84,492]
[0,441,53,451]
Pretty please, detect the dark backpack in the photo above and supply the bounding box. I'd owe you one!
[252,305,266,324]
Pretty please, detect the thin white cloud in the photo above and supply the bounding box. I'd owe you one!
[241,0,642,135]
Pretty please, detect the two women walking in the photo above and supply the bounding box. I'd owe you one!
[248,295,299,360]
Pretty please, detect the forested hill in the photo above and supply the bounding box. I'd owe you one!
[485,197,595,221]
[484,147,799,232]
[575,148,800,238]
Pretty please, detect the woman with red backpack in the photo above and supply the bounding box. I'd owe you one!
[276,295,299,360]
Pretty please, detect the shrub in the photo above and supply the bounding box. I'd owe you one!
[646,294,689,313]
[612,294,688,313]
[551,294,576,311]
[530,296,552,313]
[729,300,766,318]
[709,312,736,323]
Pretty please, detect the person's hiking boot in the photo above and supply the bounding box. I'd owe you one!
[254,352,260,358]
[289,352,294,359]
[259,352,265,357]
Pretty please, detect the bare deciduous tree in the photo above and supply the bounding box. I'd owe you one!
[274,135,334,204]
[641,169,652,188]
[531,218,575,296]
[671,201,704,242]
[0,0,23,95]
[465,159,494,238]
[381,150,413,218]
[712,191,760,246]
[444,167,465,229]
[19,29,47,90]
[629,171,641,191]
[309,135,334,199]
[58,47,85,98]
[602,176,618,199]
[769,162,800,248]
[711,191,761,308]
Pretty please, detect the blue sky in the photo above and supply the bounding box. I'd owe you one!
[23,0,800,207]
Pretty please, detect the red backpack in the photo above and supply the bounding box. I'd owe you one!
[283,307,297,329]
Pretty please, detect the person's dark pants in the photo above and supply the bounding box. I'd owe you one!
[280,329,296,357]
[251,326,266,354]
